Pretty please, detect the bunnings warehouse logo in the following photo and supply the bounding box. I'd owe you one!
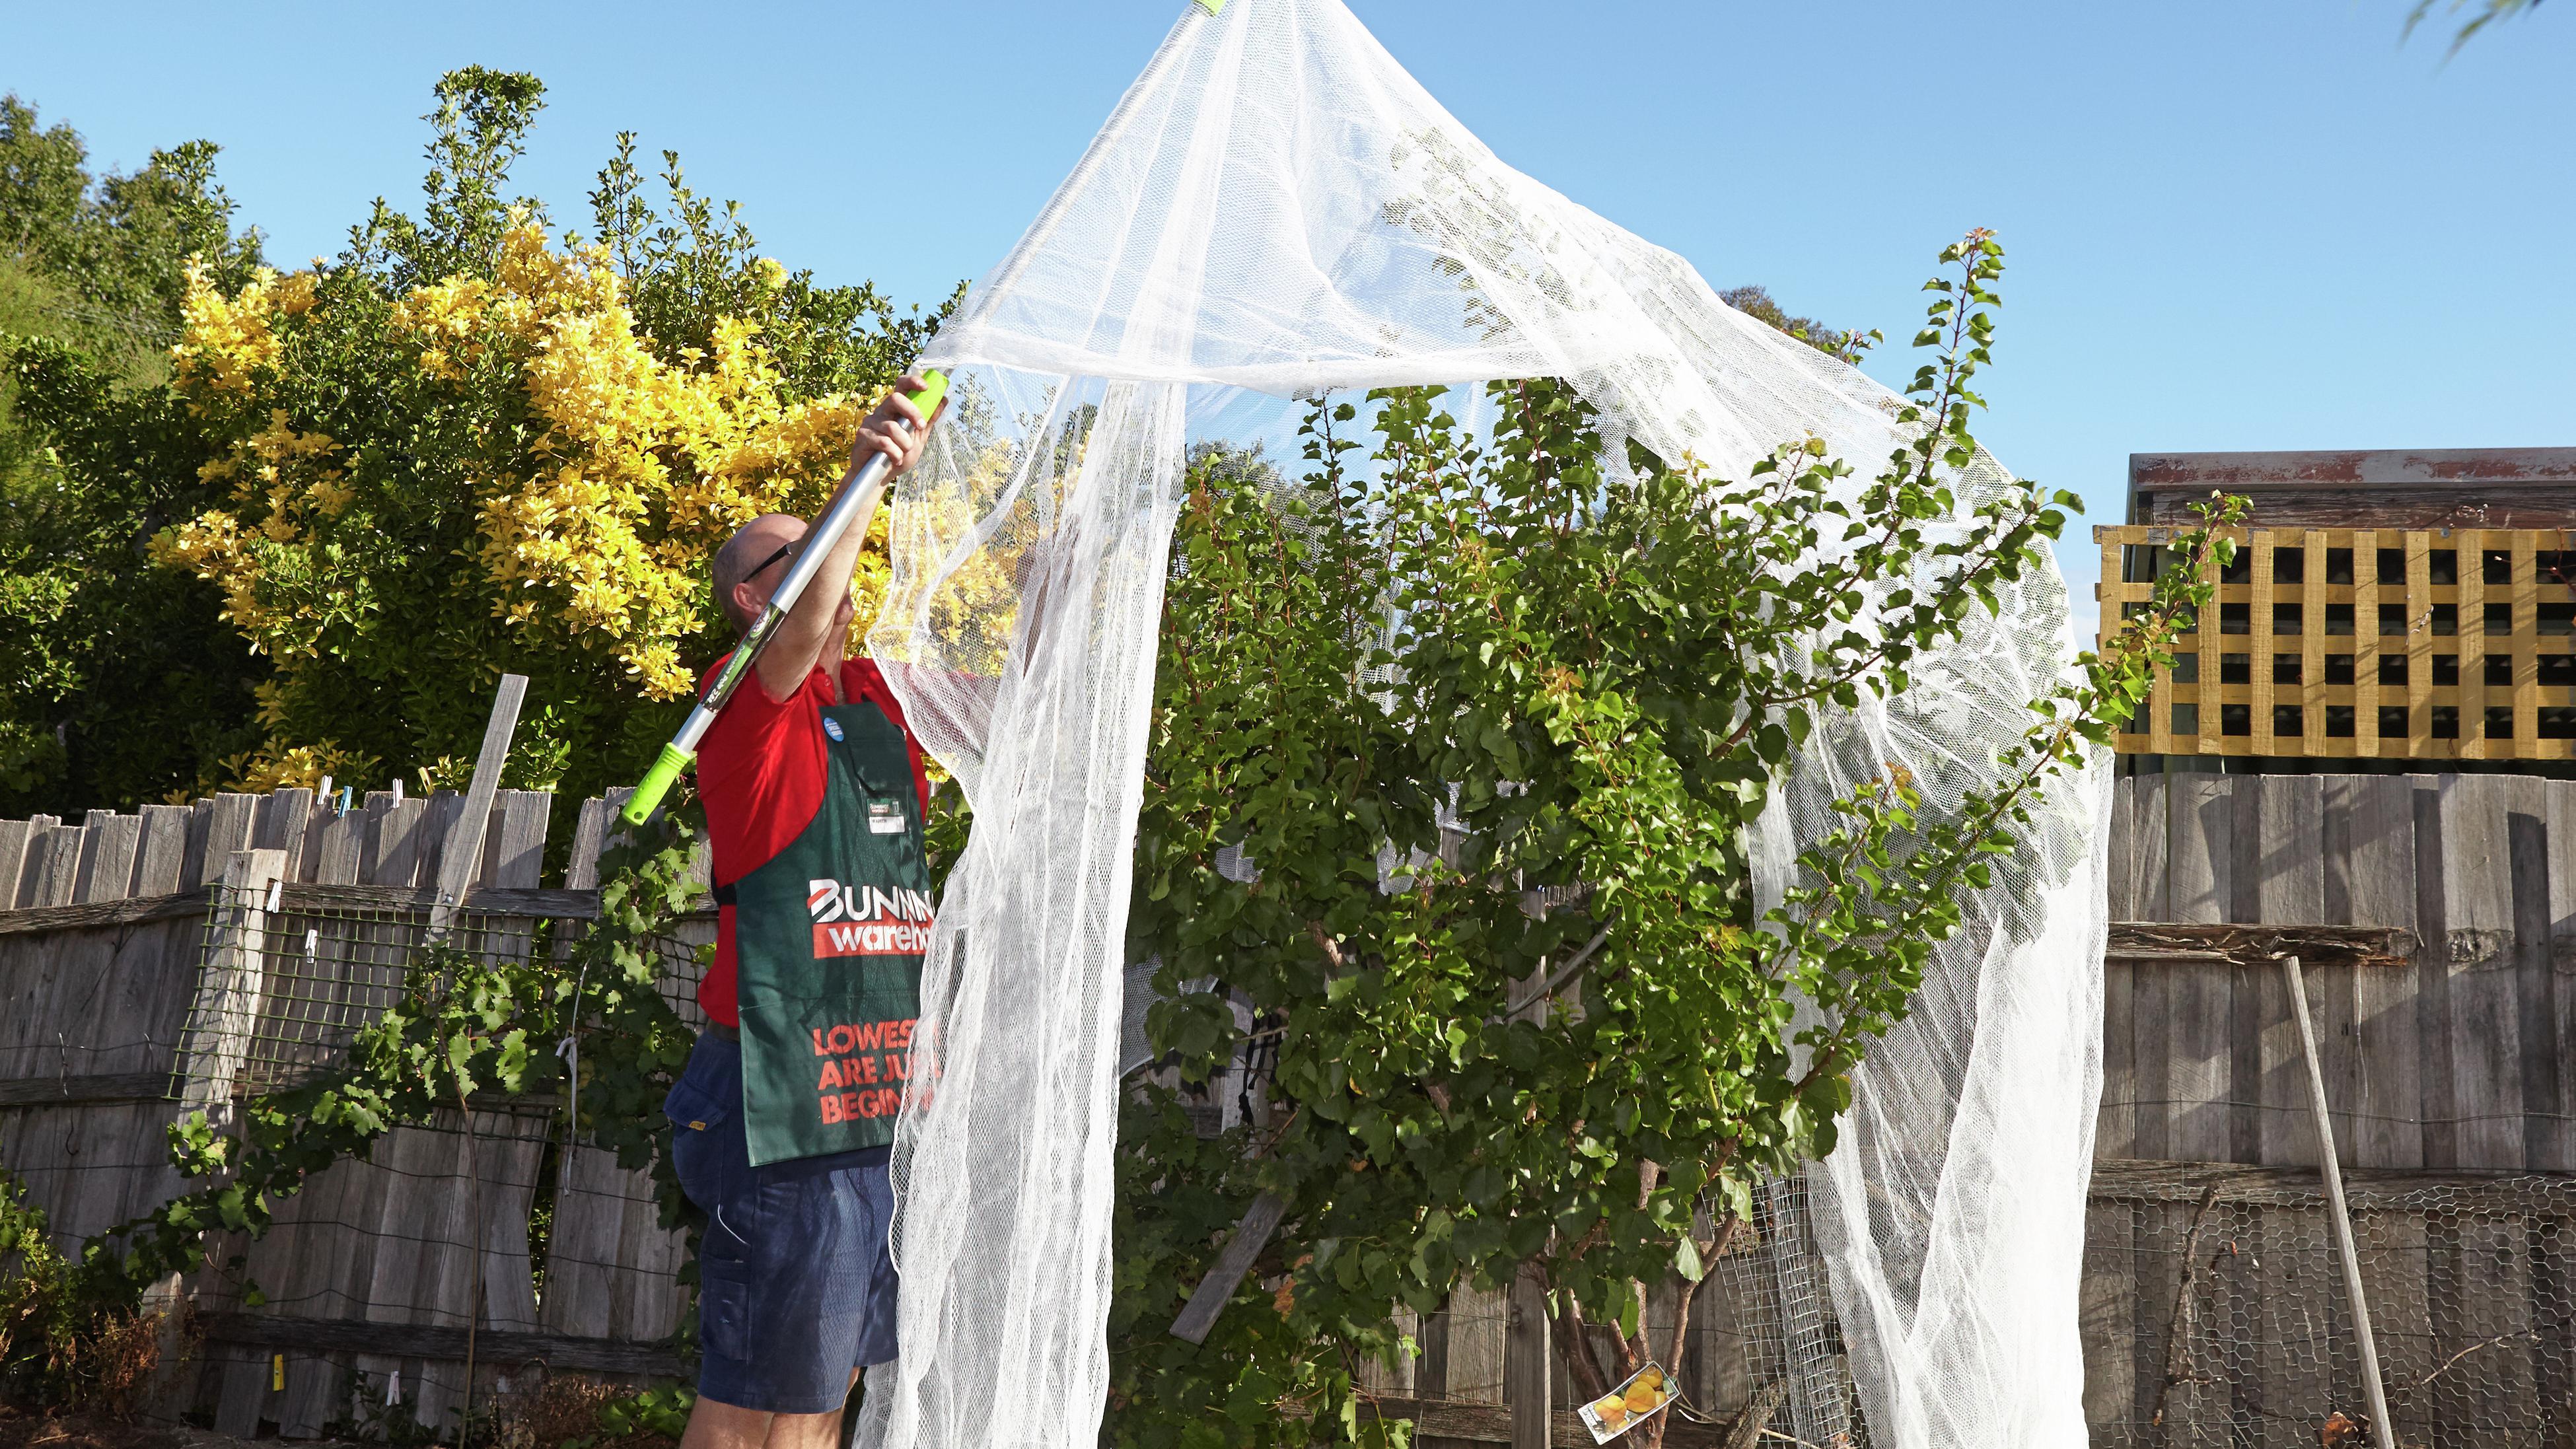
[807,878,934,958]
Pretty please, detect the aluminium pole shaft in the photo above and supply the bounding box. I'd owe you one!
[622,369,947,826]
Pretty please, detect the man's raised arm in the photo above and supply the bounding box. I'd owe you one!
[748,377,940,700]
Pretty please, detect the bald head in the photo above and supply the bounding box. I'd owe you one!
[714,513,806,630]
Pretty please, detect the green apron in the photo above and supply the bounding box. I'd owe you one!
[731,697,931,1166]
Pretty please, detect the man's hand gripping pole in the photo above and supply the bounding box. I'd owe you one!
[621,369,949,828]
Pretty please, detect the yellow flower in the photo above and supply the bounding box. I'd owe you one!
[429,224,876,697]
[169,264,326,401]
[171,261,281,398]
[153,511,268,634]
[271,271,320,316]
[162,217,899,767]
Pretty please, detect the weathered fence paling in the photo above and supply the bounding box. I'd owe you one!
[2102,769,2576,1175]
[2094,769,2576,1445]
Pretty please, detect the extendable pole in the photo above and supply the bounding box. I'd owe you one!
[622,370,948,827]
[2281,954,2397,1447]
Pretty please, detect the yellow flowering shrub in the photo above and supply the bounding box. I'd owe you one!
[167,261,310,397]
[129,68,939,802]
[151,220,913,794]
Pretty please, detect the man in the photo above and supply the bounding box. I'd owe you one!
[664,376,943,1449]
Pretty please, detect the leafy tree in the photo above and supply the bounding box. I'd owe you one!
[1106,234,2223,1448]
[2406,0,2544,48]
[0,95,260,333]
[0,94,266,809]
[1719,283,1877,365]
[5,70,948,814]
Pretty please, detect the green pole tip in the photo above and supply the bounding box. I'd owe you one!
[908,369,950,422]
[622,743,695,828]
[1194,0,1227,14]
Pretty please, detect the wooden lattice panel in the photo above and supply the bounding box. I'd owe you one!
[2096,524,2576,760]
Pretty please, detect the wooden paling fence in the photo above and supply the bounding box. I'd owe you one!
[0,784,705,1436]
[2090,769,2576,1446]
[0,785,1840,1446]
[30,765,2576,1445]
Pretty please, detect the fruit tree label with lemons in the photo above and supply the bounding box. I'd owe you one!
[1578,1362,1674,1444]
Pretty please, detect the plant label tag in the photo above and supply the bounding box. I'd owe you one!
[869,800,906,835]
[1578,1362,1673,1444]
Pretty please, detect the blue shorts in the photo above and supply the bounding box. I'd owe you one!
[664,1032,898,1413]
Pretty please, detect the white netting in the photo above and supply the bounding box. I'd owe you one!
[859,3,2105,1447]
[1762,571,2107,1448]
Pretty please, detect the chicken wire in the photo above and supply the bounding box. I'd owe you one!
[169,879,708,1101]
[1333,1173,1877,1446]
[135,876,714,1438]
[171,890,530,1102]
[1713,1175,1873,1449]
[861,3,2104,1448]
[2087,1174,2576,1449]
[159,876,714,1318]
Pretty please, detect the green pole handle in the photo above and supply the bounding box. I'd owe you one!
[907,368,950,423]
[622,742,696,828]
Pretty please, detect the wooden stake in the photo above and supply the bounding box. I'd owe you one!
[426,675,527,944]
[1170,1190,1287,1344]
[2281,954,2398,1446]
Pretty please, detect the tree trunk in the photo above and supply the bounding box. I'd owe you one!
[1554,1292,1615,1404]
[1633,1214,1745,1449]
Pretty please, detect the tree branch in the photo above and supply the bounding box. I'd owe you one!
[1308,921,1345,972]
[1664,1211,1743,1372]
[1554,1292,1615,1404]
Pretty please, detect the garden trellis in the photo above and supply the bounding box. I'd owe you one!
[861,2,2106,1448]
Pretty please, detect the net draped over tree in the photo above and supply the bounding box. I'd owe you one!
[860,3,2107,1448]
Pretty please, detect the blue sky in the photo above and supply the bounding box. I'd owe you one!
[9,1,2571,635]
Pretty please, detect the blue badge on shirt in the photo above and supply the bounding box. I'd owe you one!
[822,717,845,742]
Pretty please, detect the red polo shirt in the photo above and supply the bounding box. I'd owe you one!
[694,655,933,1027]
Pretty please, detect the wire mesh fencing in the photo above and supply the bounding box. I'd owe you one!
[155,875,715,1438]
[1717,1174,1871,1449]
[1344,1173,1872,1448]
[2086,1168,2576,1448]
[170,879,711,1101]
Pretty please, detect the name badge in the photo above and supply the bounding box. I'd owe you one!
[868,799,906,835]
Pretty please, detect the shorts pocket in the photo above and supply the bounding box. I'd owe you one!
[662,1058,733,1135]
[664,1040,739,1213]
[671,1126,719,1212]
[696,1259,752,1359]
[694,1182,762,1361]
